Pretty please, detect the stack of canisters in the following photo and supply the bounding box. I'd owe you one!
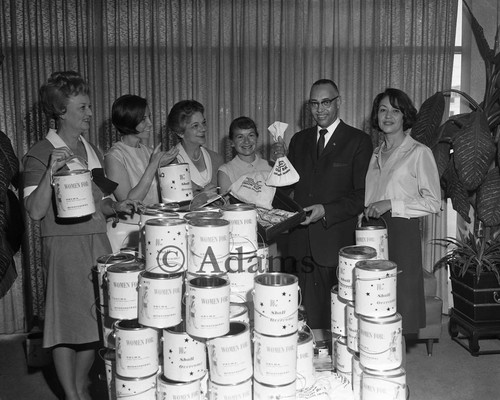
[96,202,310,399]
[331,237,407,400]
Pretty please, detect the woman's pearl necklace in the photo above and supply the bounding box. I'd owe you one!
[191,151,202,162]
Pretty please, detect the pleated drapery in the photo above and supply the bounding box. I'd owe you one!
[0,0,457,330]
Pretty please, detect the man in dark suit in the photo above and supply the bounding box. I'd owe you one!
[274,79,373,329]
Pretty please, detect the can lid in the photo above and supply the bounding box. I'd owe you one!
[97,252,136,265]
[188,218,229,227]
[339,245,377,259]
[355,259,397,272]
[357,217,386,229]
[222,203,256,212]
[189,274,229,288]
[141,209,179,218]
[140,270,183,279]
[53,169,88,176]
[145,217,186,226]
[107,261,144,273]
[184,211,222,221]
[254,272,298,286]
[359,312,402,324]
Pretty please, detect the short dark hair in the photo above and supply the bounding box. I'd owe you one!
[228,116,258,140]
[371,88,417,131]
[167,100,205,135]
[311,79,339,94]
[39,71,90,120]
[112,94,148,136]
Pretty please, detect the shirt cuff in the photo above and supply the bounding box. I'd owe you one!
[391,200,405,217]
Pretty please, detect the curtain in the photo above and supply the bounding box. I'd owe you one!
[0,0,457,330]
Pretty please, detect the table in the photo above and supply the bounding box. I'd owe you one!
[448,308,500,356]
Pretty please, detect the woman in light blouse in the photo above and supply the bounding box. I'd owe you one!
[167,100,223,198]
[364,88,441,336]
[217,116,271,194]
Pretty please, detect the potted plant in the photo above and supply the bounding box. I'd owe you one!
[408,1,500,325]
[433,231,500,322]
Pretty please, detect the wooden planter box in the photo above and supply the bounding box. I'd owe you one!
[450,270,500,323]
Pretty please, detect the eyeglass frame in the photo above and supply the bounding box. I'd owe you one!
[308,95,340,110]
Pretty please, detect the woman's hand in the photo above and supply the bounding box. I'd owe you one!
[113,199,143,216]
[49,147,73,173]
[364,200,391,219]
[153,144,179,168]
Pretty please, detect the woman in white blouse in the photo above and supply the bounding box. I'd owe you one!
[364,88,441,336]
[105,95,178,251]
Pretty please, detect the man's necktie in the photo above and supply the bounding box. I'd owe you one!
[317,128,328,159]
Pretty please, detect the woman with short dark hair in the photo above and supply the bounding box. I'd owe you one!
[217,116,271,194]
[364,88,441,336]
[105,94,178,251]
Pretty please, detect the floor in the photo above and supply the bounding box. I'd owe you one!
[1,315,500,400]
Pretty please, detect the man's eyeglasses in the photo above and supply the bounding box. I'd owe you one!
[308,96,339,110]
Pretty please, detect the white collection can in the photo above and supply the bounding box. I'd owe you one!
[188,218,230,275]
[355,218,389,260]
[361,366,407,400]
[156,374,202,400]
[253,273,299,336]
[359,313,403,370]
[114,319,159,379]
[208,378,252,400]
[52,169,95,218]
[162,322,207,382]
[346,301,359,352]
[338,245,377,301]
[206,322,253,385]
[222,203,258,253]
[226,250,260,303]
[253,330,298,386]
[114,372,157,400]
[253,379,296,399]
[137,271,183,329]
[186,275,231,338]
[296,330,315,390]
[334,336,353,377]
[354,259,398,318]
[95,252,136,308]
[144,217,187,274]
[105,261,144,320]
[331,286,348,337]
[158,162,193,203]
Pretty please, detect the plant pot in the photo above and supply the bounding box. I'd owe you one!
[450,270,500,323]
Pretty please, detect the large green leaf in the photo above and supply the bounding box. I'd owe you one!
[442,163,471,223]
[476,167,500,226]
[412,92,445,148]
[453,111,496,191]
[464,1,495,64]
[432,141,451,179]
